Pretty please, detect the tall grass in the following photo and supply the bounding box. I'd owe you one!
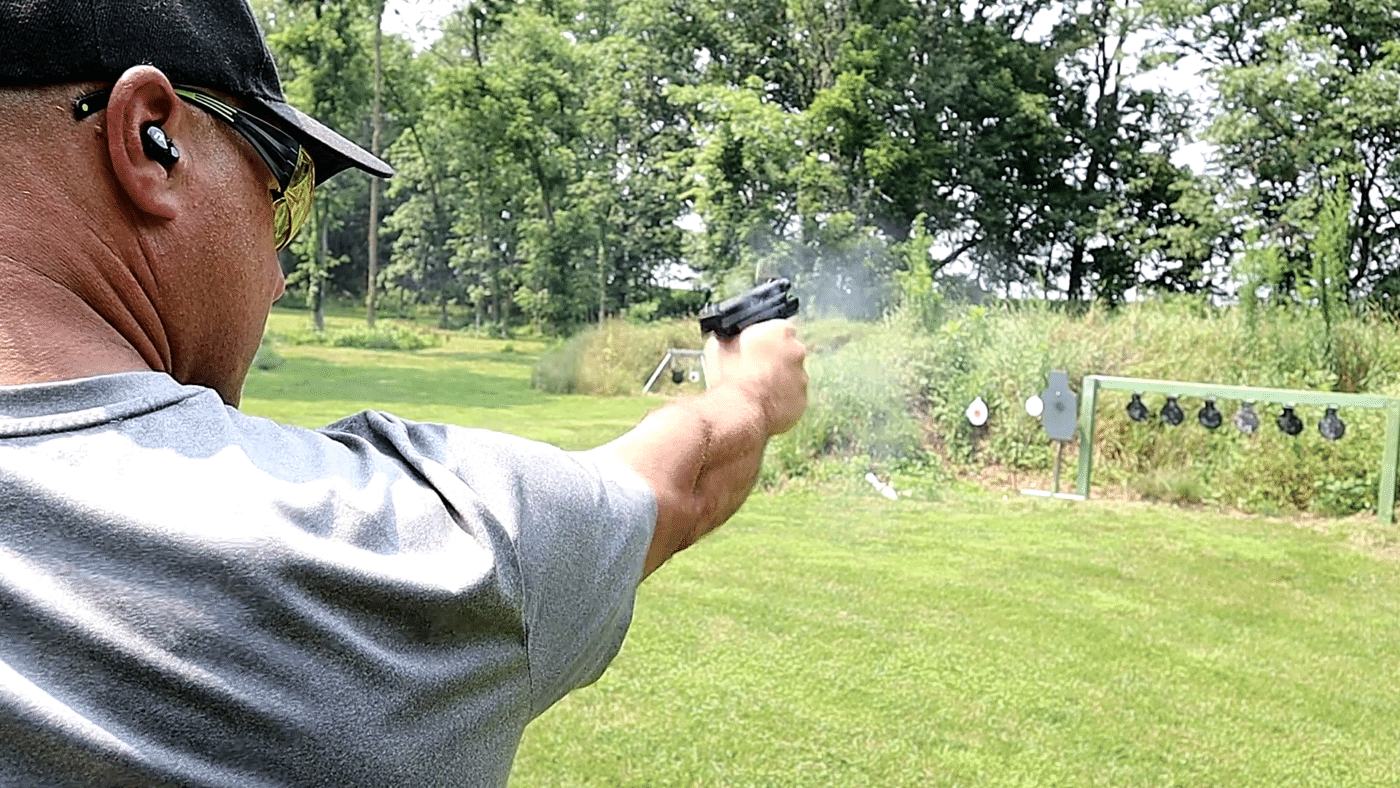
[893,299,1400,516]
[539,299,1400,517]
[533,319,706,396]
[269,322,443,351]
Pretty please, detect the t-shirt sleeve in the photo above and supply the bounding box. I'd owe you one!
[321,410,657,716]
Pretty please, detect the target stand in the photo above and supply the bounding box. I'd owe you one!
[1076,375,1400,524]
[643,349,708,394]
[1022,370,1088,501]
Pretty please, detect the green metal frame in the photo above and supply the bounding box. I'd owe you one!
[1074,375,1400,524]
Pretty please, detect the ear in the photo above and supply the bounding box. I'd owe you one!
[104,66,190,220]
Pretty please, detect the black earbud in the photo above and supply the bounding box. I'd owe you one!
[142,124,180,168]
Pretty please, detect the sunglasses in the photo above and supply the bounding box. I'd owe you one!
[73,86,315,250]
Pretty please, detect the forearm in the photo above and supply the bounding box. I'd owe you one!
[601,384,772,578]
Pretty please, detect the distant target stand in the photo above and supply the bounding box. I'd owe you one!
[1069,375,1400,524]
[1021,371,1086,501]
[643,349,707,393]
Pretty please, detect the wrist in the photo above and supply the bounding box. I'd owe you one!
[707,379,776,438]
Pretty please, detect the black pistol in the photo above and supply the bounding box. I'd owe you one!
[699,278,799,339]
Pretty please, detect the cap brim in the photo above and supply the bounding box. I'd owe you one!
[259,99,394,185]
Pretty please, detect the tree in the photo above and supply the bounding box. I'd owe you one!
[366,0,386,326]
[1044,0,1207,302]
[1170,0,1400,302]
[257,0,377,329]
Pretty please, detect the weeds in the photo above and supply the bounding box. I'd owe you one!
[532,319,703,396]
[271,323,442,351]
[251,335,285,370]
[539,298,1400,518]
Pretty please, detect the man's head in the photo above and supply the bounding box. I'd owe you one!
[0,0,392,405]
[0,0,393,185]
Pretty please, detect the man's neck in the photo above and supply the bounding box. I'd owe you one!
[0,252,161,388]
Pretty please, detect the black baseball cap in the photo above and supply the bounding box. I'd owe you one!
[0,0,393,184]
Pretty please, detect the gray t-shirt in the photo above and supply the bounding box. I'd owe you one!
[0,372,656,787]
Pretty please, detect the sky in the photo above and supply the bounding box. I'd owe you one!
[383,0,456,48]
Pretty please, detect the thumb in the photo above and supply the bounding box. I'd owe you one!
[703,334,731,388]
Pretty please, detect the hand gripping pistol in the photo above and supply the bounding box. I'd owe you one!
[698,278,799,339]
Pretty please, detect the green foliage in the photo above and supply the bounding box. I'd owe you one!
[1182,0,1400,302]
[271,322,442,351]
[246,0,1400,345]
[1314,473,1377,518]
[514,491,1400,786]
[891,214,943,332]
[783,301,1400,517]
[765,333,926,482]
[1137,468,1209,506]
[954,301,1400,516]
[1309,181,1353,336]
[254,0,1238,336]
[255,0,387,328]
[251,335,286,371]
[543,295,1400,518]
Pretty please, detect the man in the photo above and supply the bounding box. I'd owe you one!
[0,1,807,785]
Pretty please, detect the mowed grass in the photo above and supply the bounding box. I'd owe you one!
[244,310,1400,787]
[244,311,659,448]
[514,493,1400,787]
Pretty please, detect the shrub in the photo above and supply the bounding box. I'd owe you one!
[768,333,926,474]
[251,335,284,370]
[532,319,704,396]
[911,299,1400,516]
[857,298,1400,516]
[329,325,441,351]
[274,324,442,351]
[548,298,1400,517]
[1135,468,1209,507]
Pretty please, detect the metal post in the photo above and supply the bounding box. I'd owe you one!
[1076,376,1099,499]
[1078,374,1400,524]
[642,351,674,394]
[1381,403,1400,524]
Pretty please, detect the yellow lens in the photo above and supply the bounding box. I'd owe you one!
[272,148,316,250]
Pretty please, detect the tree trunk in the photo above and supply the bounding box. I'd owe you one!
[1068,144,1106,302]
[525,145,555,228]
[366,0,385,327]
[1067,239,1086,302]
[597,230,606,323]
[313,208,329,331]
[491,262,502,328]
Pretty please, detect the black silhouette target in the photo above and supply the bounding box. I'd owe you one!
[1160,396,1184,426]
[1277,406,1303,436]
[1127,393,1151,422]
[1120,395,1347,443]
[1197,399,1222,430]
[1319,407,1346,441]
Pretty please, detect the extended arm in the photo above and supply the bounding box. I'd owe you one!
[599,319,807,578]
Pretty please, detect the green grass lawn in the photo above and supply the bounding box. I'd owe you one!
[245,311,658,448]
[513,493,1400,787]
[244,311,1400,787]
